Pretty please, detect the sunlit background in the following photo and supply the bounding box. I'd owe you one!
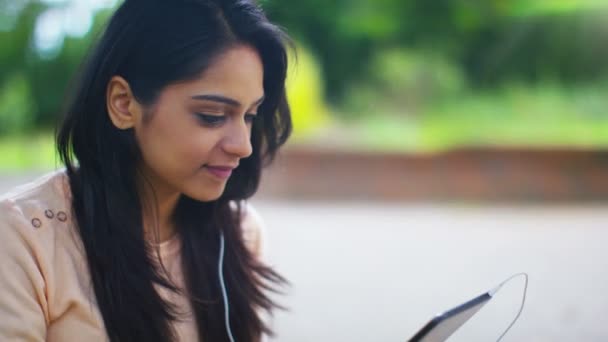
[1,0,608,340]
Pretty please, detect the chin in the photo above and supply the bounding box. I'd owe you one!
[187,188,225,202]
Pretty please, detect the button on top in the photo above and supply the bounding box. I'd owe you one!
[31,218,42,228]
[44,209,54,219]
[57,211,68,222]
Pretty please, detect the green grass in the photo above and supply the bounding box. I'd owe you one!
[0,133,58,171]
[318,82,608,153]
[418,83,608,151]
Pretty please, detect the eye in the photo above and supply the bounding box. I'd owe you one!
[195,113,225,126]
[245,113,258,124]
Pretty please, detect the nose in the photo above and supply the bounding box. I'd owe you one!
[221,118,253,159]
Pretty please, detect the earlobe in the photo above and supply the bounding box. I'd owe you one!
[106,76,141,130]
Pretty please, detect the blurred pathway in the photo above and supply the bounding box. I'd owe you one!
[255,201,608,342]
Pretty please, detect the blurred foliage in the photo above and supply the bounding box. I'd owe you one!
[419,81,608,150]
[264,0,608,100]
[0,132,56,170]
[0,0,113,134]
[285,44,331,139]
[343,48,466,118]
[320,81,608,152]
[0,73,36,134]
[2,0,608,162]
[507,0,608,16]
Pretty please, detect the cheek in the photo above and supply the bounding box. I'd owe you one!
[137,121,220,176]
[178,133,219,168]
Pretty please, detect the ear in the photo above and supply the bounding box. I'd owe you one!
[106,76,144,130]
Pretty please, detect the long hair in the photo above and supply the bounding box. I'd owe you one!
[56,0,292,341]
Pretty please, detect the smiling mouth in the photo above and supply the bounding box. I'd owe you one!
[203,165,234,179]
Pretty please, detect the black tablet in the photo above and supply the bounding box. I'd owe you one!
[407,292,492,342]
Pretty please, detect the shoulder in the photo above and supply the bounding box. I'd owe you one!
[1,169,72,217]
[0,170,73,333]
[231,200,267,260]
[0,169,75,263]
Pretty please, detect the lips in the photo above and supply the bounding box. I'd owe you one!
[204,165,235,179]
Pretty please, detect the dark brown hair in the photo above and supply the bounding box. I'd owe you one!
[56,0,292,340]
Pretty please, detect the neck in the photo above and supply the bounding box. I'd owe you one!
[136,170,181,244]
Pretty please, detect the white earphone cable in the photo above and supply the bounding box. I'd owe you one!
[489,272,529,342]
[219,232,236,342]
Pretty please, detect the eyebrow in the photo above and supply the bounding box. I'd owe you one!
[191,94,265,108]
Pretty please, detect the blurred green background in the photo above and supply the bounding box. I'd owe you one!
[2,0,608,170]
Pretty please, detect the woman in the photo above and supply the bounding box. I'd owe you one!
[0,0,292,341]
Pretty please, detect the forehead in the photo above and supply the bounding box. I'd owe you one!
[162,44,265,106]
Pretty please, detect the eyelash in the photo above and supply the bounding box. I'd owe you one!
[195,113,257,126]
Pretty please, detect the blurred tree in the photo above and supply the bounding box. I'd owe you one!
[0,0,46,133]
[263,0,376,101]
[265,0,608,106]
[0,1,46,84]
[0,1,112,133]
[2,0,608,132]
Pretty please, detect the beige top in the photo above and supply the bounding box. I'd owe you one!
[0,169,267,341]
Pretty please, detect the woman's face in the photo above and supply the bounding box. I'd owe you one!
[133,44,265,202]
